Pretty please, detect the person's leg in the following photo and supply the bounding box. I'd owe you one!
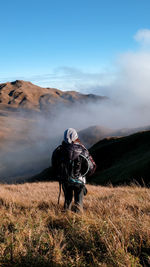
[62,183,73,210]
[74,184,84,212]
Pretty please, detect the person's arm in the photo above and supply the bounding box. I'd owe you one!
[87,154,97,176]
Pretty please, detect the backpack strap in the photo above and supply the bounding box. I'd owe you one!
[79,154,90,177]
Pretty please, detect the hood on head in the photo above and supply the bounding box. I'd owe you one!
[64,128,78,144]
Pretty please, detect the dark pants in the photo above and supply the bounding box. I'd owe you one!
[62,182,85,212]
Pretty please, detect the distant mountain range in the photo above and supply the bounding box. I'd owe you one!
[79,125,150,147]
[0,80,106,112]
[0,80,107,147]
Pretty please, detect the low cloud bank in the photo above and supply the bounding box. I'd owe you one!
[1,29,150,180]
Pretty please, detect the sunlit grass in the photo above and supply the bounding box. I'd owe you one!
[0,182,150,266]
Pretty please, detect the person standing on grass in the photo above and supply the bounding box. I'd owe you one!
[51,128,96,212]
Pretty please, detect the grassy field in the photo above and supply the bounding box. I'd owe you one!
[0,182,150,267]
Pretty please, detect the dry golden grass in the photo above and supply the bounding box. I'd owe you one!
[0,182,150,267]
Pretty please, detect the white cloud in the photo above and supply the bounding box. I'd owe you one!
[134,29,150,46]
[111,52,150,107]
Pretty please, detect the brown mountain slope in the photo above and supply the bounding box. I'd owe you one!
[0,80,106,111]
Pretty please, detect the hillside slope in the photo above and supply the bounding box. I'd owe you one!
[89,130,150,185]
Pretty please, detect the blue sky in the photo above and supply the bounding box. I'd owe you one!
[1,0,150,92]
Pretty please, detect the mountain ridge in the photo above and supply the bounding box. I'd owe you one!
[0,80,106,112]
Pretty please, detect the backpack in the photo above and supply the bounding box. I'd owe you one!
[51,143,96,183]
